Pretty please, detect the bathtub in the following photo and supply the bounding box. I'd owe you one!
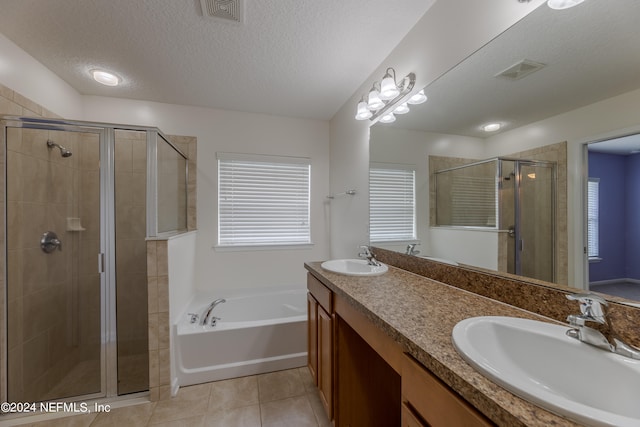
[175,288,308,387]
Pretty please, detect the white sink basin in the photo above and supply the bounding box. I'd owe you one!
[320,259,388,276]
[452,316,640,427]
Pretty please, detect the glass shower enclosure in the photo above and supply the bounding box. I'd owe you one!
[1,117,187,405]
[435,157,556,282]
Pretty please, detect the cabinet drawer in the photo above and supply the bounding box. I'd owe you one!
[402,354,493,427]
[402,402,427,427]
[307,273,332,313]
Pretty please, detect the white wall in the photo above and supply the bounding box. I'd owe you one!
[328,0,546,259]
[83,96,331,293]
[0,34,83,118]
[167,232,197,323]
[483,87,640,288]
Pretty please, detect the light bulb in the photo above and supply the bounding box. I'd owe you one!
[407,89,427,105]
[91,69,120,86]
[367,89,385,110]
[483,123,501,132]
[355,100,373,120]
[379,113,396,124]
[380,76,400,100]
[393,103,410,114]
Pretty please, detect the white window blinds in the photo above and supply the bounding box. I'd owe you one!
[451,175,497,227]
[369,164,416,242]
[587,178,599,258]
[218,153,311,246]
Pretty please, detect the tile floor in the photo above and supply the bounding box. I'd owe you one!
[13,367,330,427]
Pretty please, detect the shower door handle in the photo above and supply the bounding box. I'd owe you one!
[98,253,105,274]
[40,231,62,253]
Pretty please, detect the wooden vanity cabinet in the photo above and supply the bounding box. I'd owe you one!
[401,354,494,427]
[307,273,334,419]
[307,271,494,427]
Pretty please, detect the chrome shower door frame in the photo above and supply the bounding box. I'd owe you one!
[0,117,118,402]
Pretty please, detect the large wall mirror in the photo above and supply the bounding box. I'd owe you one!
[369,0,640,300]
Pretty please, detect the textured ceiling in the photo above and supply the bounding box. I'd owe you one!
[388,0,640,140]
[0,0,436,120]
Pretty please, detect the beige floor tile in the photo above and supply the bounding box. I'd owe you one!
[297,367,315,392]
[147,396,209,424]
[26,412,98,427]
[89,402,155,426]
[175,382,212,401]
[149,414,206,427]
[260,395,318,427]
[208,376,259,413]
[257,369,305,403]
[203,405,261,427]
[306,390,331,427]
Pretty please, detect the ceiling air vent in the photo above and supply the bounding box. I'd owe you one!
[495,59,546,81]
[200,0,243,23]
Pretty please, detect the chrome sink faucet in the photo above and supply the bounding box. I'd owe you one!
[358,245,381,267]
[565,293,640,359]
[201,298,226,326]
[405,243,420,255]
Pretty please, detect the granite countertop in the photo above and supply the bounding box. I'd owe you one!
[305,261,582,427]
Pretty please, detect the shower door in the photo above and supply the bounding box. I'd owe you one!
[5,124,108,402]
[515,161,556,282]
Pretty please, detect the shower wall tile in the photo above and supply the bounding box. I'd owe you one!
[159,348,171,387]
[147,241,158,277]
[158,312,170,350]
[0,95,22,116]
[147,238,170,401]
[157,242,168,276]
[148,276,159,314]
[148,314,159,351]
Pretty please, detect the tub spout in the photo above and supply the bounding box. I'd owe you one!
[201,298,226,326]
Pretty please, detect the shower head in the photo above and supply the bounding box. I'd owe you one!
[47,139,72,158]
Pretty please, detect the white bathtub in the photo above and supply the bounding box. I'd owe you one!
[175,288,308,387]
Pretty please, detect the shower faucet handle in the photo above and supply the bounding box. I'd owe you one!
[40,231,62,253]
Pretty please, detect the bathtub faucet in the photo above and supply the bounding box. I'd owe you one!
[201,298,226,326]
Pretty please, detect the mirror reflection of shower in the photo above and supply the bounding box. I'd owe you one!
[47,138,72,157]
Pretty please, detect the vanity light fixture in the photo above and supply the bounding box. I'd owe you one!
[355,96,373,120]
[355,67,426,123]
[547,0,585,9]
[379,112,396,123]
[407,90,427,105]
[393,103,410,114]
[483,123,501,132]
[91,69,120,86]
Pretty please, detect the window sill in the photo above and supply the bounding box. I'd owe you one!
[214,243,315,252]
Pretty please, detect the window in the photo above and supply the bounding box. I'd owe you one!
[218,153,311,247]
[369,164,416,242]
[587,177,600,259]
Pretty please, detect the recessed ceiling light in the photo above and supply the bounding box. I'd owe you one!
[547,0,585,10]
[91,69,120,86]
[483,123,501,132]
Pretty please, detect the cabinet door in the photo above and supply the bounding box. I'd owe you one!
[307,293,318,385]
[318,305,333,418]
